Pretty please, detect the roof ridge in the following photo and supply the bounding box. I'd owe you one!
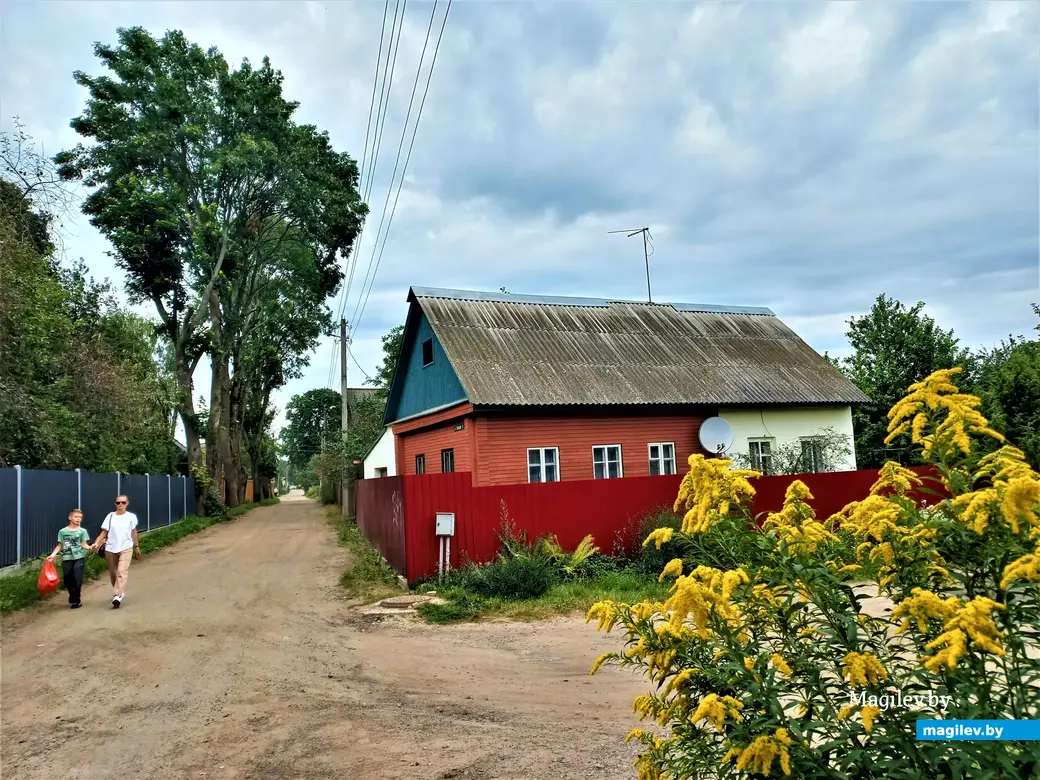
[409,286,773,316]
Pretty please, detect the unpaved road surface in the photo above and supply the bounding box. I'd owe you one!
[1,494,652,779]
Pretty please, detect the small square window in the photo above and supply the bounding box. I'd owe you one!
[648,442,676,476]
[415,454,426,475]
[422,338,434,367]
[749,439,773,475]
[527,447,560,483]
[592,445,623,479]
[441,448,455,473]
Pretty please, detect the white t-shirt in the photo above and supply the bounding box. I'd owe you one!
[102,511,139,553]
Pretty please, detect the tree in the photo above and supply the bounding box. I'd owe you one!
[835,295,969,468]
[366,324,405,397]
[729,427,852,476]
[280,389,342,469]
[56,27,366,504]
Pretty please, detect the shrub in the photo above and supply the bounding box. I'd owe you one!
[588,368,1040,779]
[461,555,558,600]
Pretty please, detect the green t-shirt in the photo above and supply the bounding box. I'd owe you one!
[57,527,89,560]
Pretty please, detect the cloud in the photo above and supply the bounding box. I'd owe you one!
[1,0,1036,438]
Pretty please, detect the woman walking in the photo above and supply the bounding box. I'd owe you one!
[92,495,142,608]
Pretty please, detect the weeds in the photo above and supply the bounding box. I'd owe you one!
[324,506,403,602]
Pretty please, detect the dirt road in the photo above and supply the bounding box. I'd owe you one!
[1,494,653,780]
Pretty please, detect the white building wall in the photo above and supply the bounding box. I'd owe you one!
[363,427,397,479]
[718,406,857,472]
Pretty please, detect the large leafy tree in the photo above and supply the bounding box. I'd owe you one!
[57,27,366,504]
[366,324,404,398]
[834,295,969,468]
[281,389,342,470]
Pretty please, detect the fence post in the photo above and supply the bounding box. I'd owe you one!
[146,474,151,531]
[75,467,82,509]
[116,471,121,497]
[167,475,172,525]
[182,476,187,521]
[14,465,22,566]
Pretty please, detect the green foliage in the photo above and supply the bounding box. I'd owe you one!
[457,556,559,600]
[835,295,969,468]
[366,324,405,399]
[281,388,342,469]
[0,176,178,472]
[0,498,279,613]
[976,337,1040,469]
[191,462,226,519]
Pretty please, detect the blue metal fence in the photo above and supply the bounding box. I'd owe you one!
[0,467,196,566]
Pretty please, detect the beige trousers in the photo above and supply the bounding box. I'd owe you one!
[105,549,132,596]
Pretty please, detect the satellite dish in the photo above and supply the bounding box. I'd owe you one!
[699,417,733,455]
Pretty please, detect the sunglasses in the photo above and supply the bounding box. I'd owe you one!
[115,500,128,505]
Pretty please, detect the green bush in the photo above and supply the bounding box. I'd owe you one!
[458,556,558,600]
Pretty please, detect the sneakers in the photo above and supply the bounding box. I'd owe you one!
[70,603,81,609]
[112,595,122,608]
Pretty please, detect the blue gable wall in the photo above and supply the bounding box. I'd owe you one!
[384,306,467,424]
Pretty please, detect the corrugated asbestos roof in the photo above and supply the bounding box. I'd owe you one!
[408,287,871,407]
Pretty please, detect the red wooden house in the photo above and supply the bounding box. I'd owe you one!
[381,287,869,486]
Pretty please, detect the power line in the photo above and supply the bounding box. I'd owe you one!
[351,0,441,327]
[353,0,452,333]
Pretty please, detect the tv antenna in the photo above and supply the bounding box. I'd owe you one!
[608,227,654,302]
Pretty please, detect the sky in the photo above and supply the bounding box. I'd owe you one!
[1,1,1037,438]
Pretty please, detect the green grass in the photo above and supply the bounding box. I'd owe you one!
[415,567,672,624]
[324,506,403,603]
[0,497,281,614]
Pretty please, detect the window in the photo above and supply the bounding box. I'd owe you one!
[375,467,388,478]
[415,454,426,475]
[422,338,434,366]
[648,442,677,476]
[527,447,560,483]
[441,448,455,473]
[748,439,773,475]
[592,445,623,479]
[800,437,825,474]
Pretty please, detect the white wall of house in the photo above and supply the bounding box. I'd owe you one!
[718,406,857,472]
[363,427,397,479]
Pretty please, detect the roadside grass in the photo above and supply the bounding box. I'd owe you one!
[323,506,403,603]
[0,497,281,614]
[414,567,671,624]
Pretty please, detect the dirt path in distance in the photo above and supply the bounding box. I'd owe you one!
[1,494,652,780]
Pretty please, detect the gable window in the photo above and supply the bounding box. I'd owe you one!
[528,447,560,483]
[375,467,388,478]
[441,448,455,473]
[415,454,426,475]
[648,442,676,476]
[592,445,623,479]
[421,338,434,367]
[748,439,773,475]
[800,437,825,474]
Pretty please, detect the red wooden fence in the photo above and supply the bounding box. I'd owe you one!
[355,475,407,578]
[356,467,937,584]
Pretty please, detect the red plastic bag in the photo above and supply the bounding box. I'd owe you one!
[38,559,60,596]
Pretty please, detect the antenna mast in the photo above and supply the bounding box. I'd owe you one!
[608,227,653,302]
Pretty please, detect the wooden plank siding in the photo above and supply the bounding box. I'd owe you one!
[397,419,474,478]
[473,411,713,486]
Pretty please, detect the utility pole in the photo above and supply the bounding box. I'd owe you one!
[608,227,654,303]
[340,317,350,443]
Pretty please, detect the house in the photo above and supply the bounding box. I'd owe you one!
[381,287,870,486]
[362,427,397,479]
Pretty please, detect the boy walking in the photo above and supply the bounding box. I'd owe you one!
[47,509,92,609]
[92,495,142,609]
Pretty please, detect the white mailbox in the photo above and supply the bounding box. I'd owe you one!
[435,512,455,536]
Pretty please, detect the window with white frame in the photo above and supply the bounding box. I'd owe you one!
[748,438,773,475]
[800,437,825,474]
[527,447,560,483]
[592,445,623,479]
[648,442,676,476]
[415,454,426,475]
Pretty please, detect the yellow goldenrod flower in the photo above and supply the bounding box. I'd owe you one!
[861,705,881,733]
[886,368,1003,458]
[673,454,759,535]
[1002,544,1040,590]
[842,652,888,686]
[870,461,923,497]
[690,693,744,732]
[893,588,961,634]
[590,652,613,676]
[725,728,793,777]
[643,527,675,549]
[841,495,910,542]
[770,653,793,677]
[922,597,1005,671]
[744,657,756,671]
[659,557,684,582]
[837,705,853,721]
[586,600,622,632]
[624,728,647,744]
